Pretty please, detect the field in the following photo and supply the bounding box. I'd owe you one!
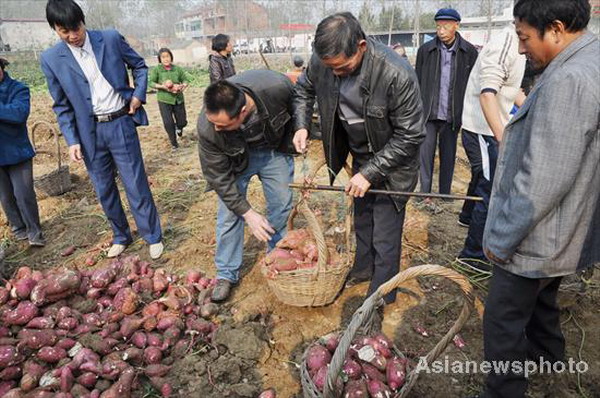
[1,54,599,397]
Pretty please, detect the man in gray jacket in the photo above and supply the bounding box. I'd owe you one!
[477,0,599,396]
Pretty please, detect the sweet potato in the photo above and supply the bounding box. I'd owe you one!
[82,313,103,328]
[320,332,340,353]
[60,366,74,392]
[156,316,181,331]
[121,347,143,365]
[143,347,162,364]
[199,303,219,319]
[0,381,17,397]
[361,363,386,383]
[37,346,67,363]
[14,278,37,300]
[130,331,147,349]
[185,270,202,285]
[19,360,47,391]
[58,317,79,330]
[47,270,81,296]
[0,337,18,345]
[386,357,407,391]
[70,383,91,397]
[143,364,171,377]
[0,346,25,367]
[342,358,362,380]
[185,318,212,334]
[306,344,332,371]
[76,372,98,389]
[99,367,134,398]
[343,379,369,398]
[0,326,10,338]
[367,379,392,398]
[264,248,294,265]
[113,288,138,315]
[271,258,299,272]
[3,301,39,325]
[23,390,56,398]
[258,389,277,398]
[106,278,128,297]
[86,288,104,300]
[101,358,129,381]
[0,365,22,381]
[91,267,116,289]
[3,388,25,398]
[26,316,56,329]
[152,270,169,293]
[312,366,328,392]
[0,288,9,305]
[119,316,145,338]
[146,333,163,347]
[276,229,310,249]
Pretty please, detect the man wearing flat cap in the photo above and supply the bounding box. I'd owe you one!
[415,8,478,208]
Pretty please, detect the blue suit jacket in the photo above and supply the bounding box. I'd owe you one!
[40,30,148,160]
[0,72,35,166]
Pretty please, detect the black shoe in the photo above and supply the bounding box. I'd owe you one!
[211,279,234,302]
[457,219,470,228]
[456,257,492,274]
[14,230,28,241]
[176,128,183,137]
[345,273,371,288]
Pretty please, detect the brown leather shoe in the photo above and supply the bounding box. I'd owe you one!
[211,279,233,302]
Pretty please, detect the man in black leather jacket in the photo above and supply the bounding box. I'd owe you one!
[292,13,424,303]
[198,70,295,302]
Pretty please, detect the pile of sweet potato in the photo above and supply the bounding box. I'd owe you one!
[305,333,408,397]
[263,229,342,277]
[0,256,218,398]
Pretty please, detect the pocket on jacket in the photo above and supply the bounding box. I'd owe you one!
[270,110,291,132]
[514,206,559,259]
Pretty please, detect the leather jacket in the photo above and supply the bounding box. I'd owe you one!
[292,38,425,209]
[198,70,295,216]
[208,53,236,83]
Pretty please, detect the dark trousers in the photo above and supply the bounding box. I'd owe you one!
[483,265,565,398]
[158,101,187,148]
[83,115,162,245]
[419,120,459,194]
[0,159,42,240]
[459,131,498,261]
[459,129,481,224]
[350,193,406,303]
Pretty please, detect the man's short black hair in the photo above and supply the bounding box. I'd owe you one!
[204,80,246,119]
[514,0,590,38]
[0,58,9,71]
[157,48,173,64]
[46,0,85,31]
[212,34,230,52]
[313,12,366,59]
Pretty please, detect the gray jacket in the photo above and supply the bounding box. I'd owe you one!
[483,32,600,278]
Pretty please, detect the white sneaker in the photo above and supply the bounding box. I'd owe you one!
[149,242,164,259]
[106,244,126,258]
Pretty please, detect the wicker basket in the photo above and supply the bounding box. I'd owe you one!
[261,161,353,307]
[301,264,475,398]
[31,121,72,198]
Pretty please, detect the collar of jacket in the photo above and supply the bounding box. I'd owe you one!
[426,32,469,53]
[0,71,12,88]
[356,37,381,97]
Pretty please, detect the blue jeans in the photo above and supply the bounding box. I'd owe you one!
[214,148,294,283]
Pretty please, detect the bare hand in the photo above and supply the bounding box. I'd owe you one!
[293,129,309,154]
[345,173,371,198]
[129,97,142,115]
[243,208,275,242]
[69,144,83,163]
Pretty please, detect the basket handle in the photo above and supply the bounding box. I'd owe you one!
[31,121,62,170]
[324,264,475,398]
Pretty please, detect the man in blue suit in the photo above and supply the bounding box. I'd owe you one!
[40,0,164,259]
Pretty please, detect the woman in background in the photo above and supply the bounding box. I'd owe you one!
[149,48,189,149]
[209,34,236,83]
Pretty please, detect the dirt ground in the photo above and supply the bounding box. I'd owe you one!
[1,87,598,398]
